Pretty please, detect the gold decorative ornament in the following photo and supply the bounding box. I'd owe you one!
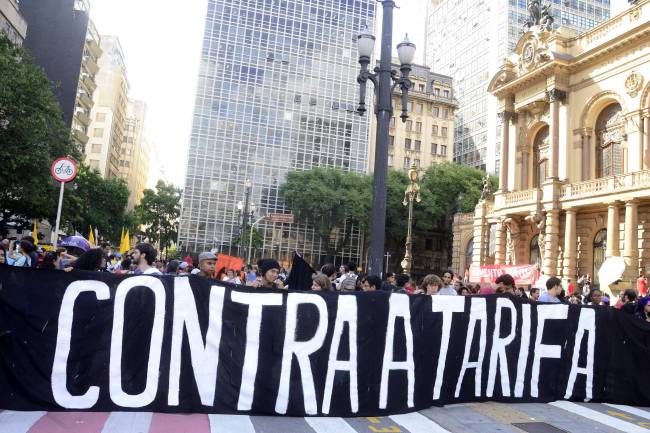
[625,71,643,97]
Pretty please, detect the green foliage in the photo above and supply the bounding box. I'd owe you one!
[0,33,80,233]
[231,226,264,249]
[279,168,371,257]
[134,180,182,252]
[62,166,131,244]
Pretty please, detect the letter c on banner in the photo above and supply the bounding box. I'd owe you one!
[110,276,166,408]
[52,280,110,409]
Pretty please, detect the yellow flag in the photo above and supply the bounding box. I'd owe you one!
[120,227,125,246]
[88,225,95,247]
[120,229,130,254]
[32,222,38,245]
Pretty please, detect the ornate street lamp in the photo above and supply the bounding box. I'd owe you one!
[356,1,415,277]
[400,165,421,275]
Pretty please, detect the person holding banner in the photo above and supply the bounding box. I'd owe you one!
[539,277,562,303]
[132,243,161,275]
[420,274,442,295]
[249,259,281,289]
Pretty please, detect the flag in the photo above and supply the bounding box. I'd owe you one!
[88,226,95,247]
[120,230,130,254]
[285,252,316,291]
[32,222,38,245]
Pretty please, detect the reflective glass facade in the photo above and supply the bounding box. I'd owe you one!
[179,0,376,266]
[425,0,610,172]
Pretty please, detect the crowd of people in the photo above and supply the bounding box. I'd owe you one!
[1,236,649,323]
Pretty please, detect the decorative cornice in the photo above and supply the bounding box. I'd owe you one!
[546,89,567,103]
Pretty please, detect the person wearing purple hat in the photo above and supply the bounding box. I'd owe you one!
[636,297,650,322]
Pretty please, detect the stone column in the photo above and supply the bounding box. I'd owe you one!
[644,113,650,170]
[521,151,529,190]
[624,200,639,280]
[498,112,512,191]
[494,220,506,265]
[563,208,577,283]
[581,131,591,181]
[606,202,620,258]
[543,209,560,276]
[546,89,566,180]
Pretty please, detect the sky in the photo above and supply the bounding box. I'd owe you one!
[89,0,632,187]
[89,0,427,187]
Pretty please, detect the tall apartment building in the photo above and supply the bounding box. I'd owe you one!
[179,0,376,266]
[424,0,610,172]
[86,35,129,179]
[21,0,98,134]
[120,100,150,210]
[0,0,27,45]
[369,63,457,172]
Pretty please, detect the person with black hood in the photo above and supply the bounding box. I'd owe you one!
[250,259,282,289]
[391,273,410,294]
[619,289,638,315]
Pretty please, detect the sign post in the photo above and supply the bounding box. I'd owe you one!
[50,157,78,247]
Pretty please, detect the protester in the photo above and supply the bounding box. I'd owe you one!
[360,275,381,292]
[355,272,367,291]
[132,243,161,275]
[495,274,515,294]
[196,252,217,279]
[586,288,603,305]
[223,268,242,284]
[382,272,398,292]
[311,273,332,291]
[165,260,180,275]
[0,245,6,265]
[249,259,281,289]
[515,287,528,298]
[320,264,338,290]
[21,236,39,268]
[539,277,562,303]
[636,296,650,322]
[7,239,35,267]
[391,273,410,293]
[618,289,638,314]
[337,263,357,292]
[637,272,648,297]
[71,248,105,271]
[530,287,540,301]
[438,271,458,296]
[41,251,60,270]
[420,274,442,295]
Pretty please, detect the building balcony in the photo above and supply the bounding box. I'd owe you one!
[454,212,475,225]
[83,56,99,76]
[560,170,650,204]
[399,89,459,107]
[74,110,91,126]
[495,188,542,212]
[82,74,97,94]
[78,91,93,109]
[72,128,89,145]
[85,38,102,59]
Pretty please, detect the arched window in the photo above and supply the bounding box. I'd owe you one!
[593,229,607,288]
[596,103,623,178]
[530,235,541,267]
[465,238,474,270]
[532,126,549,188]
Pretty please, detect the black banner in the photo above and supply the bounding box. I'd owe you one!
[0,266,649,416]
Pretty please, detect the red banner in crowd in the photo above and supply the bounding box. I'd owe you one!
[469,264,540,285]
[216,254,244,274]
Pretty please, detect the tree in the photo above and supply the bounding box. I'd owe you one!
[62,166,131,244]
[0,33,80,234]
[279,168,371,261]
[231,226,264,249]
[134,181,182,255]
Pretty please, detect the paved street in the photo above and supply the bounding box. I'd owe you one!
[1,402,649,433]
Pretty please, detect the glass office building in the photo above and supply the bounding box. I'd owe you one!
[424,0,610,172]
[179,0,376,266]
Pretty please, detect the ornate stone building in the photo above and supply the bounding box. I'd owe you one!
[452,1,650,288]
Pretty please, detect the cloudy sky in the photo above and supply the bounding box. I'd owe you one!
[89,0,427,187]
[89,0,632,187]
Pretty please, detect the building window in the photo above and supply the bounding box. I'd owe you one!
[405,138,411,150]
[388,154,393,167]
[593,229,607,288]
[434,88,440,96]
[440,145,447,156]
[418,84,425,92]
[294,94,301,103]
[431,143,438,155]
[93,128,104,137]
[443,109,449,118]
[441,127,448,137]
[433,107,439,117]
[406,120,412,131]
[403,157,411,169]
[533,125,550,188]
[91,143,102,153]
[415,103,423,114]
[596,103,623,178]
[432,125,438,136]
[444,90,450,98]
[89,159,100,170]
[414,140,421,151]
[389,117,395,128]
[426,238,434,251]
[414,158,420,167]
[465,238,474,271]
[415,121,422,133]
[389,135,394,146]
[96,113,106,122]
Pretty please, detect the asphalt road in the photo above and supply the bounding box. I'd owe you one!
[1,402,649,433]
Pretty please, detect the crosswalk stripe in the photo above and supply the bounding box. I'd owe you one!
[304,417,357,433]
[208,414,256,433]
[0,411,45,433]
[100,412,153,433]
[390,412,453,433]
[549,401,648,433]
[604,404,650,420]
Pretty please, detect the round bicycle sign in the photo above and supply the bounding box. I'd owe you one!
[51,157,78,183]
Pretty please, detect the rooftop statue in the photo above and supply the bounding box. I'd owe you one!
[524,0,554,32]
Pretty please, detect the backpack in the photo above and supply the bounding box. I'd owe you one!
[339,273,357,291]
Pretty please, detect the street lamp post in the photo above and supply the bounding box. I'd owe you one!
[400,165,421,275]
[356,1,416,277]
[237,178,253,259]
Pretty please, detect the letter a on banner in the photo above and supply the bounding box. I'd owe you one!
[564,308,596,401]
[379,293,415,409]
[531,305,568,398]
